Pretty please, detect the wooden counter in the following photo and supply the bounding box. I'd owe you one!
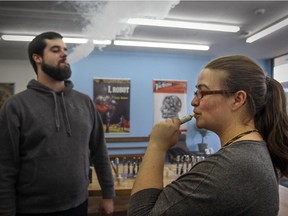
[88,169,176,196]
[88,164,176,215]
[279,185,288,216]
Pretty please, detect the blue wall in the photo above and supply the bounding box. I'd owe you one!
[70,50,272,155]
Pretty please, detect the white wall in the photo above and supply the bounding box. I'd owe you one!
[274,54,288,83]
[0,60,36,93]
[273,54,288,111]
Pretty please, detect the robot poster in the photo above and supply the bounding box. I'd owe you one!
[153,79,188,132]
[93,78,130,133]
[0,83,14,109]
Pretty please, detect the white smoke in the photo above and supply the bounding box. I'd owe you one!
[67,40,95,64]
[67,0,180,64]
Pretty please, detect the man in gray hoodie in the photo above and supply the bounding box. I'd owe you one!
[0,32,115,215]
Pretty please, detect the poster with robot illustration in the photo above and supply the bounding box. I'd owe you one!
[93,78,130,134]
[153,79,188,132]
[0,83,14,109]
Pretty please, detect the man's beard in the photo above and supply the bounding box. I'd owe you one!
[41,62,71,81]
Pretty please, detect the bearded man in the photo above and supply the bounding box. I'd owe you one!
[0,32,115,216]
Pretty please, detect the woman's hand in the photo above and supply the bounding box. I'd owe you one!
[149,118,181,152]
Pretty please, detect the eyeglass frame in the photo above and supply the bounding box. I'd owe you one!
[194,89,236,100]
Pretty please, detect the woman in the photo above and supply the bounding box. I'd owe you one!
[128,55,288,216]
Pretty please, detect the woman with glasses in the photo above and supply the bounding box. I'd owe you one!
[128,55,288,216]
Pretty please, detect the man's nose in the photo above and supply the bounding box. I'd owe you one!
[61,48,68,57]
[61,52,67,58]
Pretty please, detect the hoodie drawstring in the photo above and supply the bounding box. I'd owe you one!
[51,91,61,132]
[61,92,72,136]
[50,91,72,136]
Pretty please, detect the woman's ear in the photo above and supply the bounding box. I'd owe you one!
[232,90,247,110]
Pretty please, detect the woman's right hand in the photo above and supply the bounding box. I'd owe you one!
[149,118,181,152]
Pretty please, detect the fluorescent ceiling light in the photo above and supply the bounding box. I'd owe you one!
[64,38,111,45]
[1,34,111,45]
[63,37,88,44]
[93,40,111,45]
[1,35,34,41]
[127,18,240,33]
[246,17,288,43]
[114,40,209,51]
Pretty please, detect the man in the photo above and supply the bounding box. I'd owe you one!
[0,32,115,215]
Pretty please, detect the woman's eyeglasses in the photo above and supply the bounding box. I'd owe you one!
[194,90,235,100]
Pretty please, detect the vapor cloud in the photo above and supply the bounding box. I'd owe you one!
[67,0,180,64]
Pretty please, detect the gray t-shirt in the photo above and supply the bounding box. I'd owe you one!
[128,140,279,216]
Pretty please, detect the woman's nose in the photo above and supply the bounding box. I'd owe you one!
[191,96,198,107]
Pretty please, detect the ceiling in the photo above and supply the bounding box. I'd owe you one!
[0,1,288,61]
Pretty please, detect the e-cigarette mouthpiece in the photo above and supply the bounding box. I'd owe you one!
[180,114,195,124]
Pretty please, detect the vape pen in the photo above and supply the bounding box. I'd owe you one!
[180,114,195,124]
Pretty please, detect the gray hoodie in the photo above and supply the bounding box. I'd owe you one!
[0,79,115,215]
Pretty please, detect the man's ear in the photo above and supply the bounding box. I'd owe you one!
[232,90,247,110]
[32,54,42,64]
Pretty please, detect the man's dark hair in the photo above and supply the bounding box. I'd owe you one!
[28,32,63,74]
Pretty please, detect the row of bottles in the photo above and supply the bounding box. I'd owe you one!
[174,155,205,176]
[112,156,142,179]
[89,156,142,183]
[89,154,206,183]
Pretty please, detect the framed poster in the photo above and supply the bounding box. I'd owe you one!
[153,79,188,132]
[0,83,14,109]
[93,78,130,134]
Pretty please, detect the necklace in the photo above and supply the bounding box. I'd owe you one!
[222,129,258,148]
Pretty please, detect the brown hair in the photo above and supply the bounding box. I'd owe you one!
[28,32,63,74]
[205,55,288,178]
